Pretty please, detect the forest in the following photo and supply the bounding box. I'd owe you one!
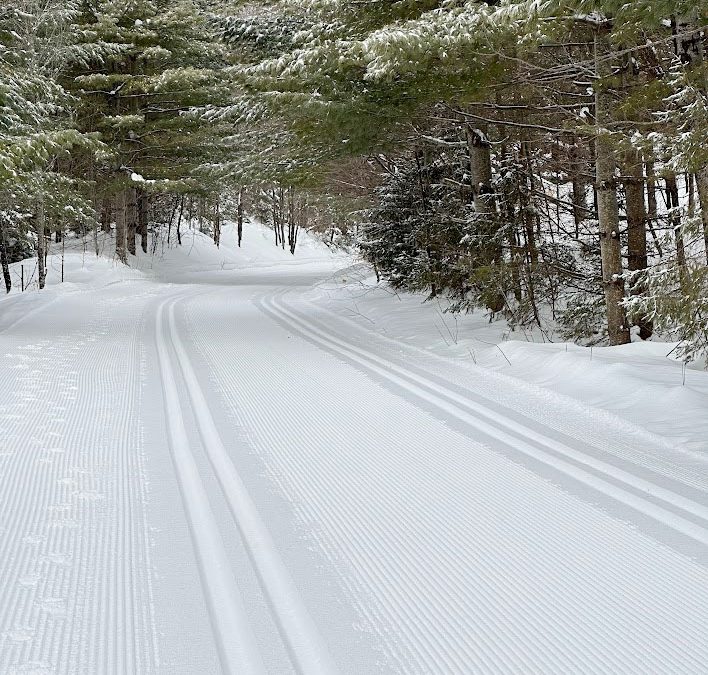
[2,0,708,360]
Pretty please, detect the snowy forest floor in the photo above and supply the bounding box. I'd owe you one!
[0,222,707,674]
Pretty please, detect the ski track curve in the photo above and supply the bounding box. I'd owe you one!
[180,285,708,675]
[259,289,708,548]
[0,286,159,675]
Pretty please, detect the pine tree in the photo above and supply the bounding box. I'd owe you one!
[65,0,232,260]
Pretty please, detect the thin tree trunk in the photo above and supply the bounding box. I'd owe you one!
[272,189,280,247]
[278,187,286,250]
[176,196,184,246]
[521,141,539,268]
[595,28,630,345]
[237,187,244,247]
[0,216,11,293]
[213,199,221,248]
[36,198,47,289]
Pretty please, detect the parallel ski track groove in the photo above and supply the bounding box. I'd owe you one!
[260,289,708,548]
[155,294,266,675]
[309,286,708,492]
[165,295,336,675]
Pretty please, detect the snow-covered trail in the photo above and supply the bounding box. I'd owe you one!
[2,256,708,674]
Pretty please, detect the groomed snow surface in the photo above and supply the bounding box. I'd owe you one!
[0,223,707,675]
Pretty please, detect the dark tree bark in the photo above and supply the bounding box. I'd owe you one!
[237,188,244,247]
[101,197,112,233]
[176,196,184,246]
[138,189,148,253]
[622,147,652,339]
[36,199,47,289]
[595,28,630,346]
[126,188,137,256]
[115,191,128,264]
[0,216,11,293]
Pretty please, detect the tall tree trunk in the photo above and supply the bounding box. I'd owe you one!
[521,141,539,268]
[466,122,504,313]
[595,28,630,345]
[0,216,11,293]
[36,198,47,289]
[138,189,148,253]
[115,191,128,264]
[622,147,652,339]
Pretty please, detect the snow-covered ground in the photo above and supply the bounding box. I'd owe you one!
[1,222,707,674]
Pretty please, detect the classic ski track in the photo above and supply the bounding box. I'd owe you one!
[307,279,708,486]
[185,287,708,674]
[0,288,159,675]
[164,295,337,675]
[258,288,708,548]
[155,293,266,675]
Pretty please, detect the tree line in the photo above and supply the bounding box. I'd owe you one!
[2,1,708,359]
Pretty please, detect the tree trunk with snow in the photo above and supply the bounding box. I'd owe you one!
[465,122,504,313]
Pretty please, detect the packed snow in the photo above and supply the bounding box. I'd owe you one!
[0,222,707,674]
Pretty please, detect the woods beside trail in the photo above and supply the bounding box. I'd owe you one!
[2,1,708,360]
